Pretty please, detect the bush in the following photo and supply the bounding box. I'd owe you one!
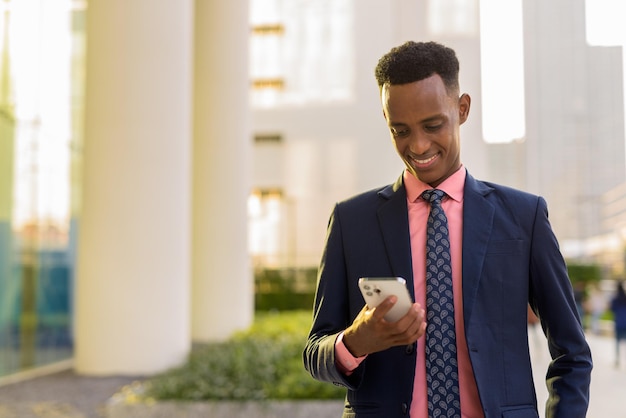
[567,262,602,286]
[254,268,318,311]
[144,311,345,401]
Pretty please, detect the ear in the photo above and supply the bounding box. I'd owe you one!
[381,88,389,121]
[458,93,471,124]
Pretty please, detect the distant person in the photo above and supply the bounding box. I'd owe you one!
[303,40,592,417]
[586,282,607,334]
[611,280,626,367]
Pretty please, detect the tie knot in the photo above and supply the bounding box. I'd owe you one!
[421,189,446,205]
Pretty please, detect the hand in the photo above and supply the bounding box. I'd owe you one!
[342,296,426,357]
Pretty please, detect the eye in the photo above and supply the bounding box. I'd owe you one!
[424,124,442,133]
[391,127,409,138]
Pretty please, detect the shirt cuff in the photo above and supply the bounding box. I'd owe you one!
[335,331,367,374]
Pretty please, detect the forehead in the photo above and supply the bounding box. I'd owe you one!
[381,74,454,120]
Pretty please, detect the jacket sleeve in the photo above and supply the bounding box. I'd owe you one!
[529,197,592,418]
[302,204,364,390]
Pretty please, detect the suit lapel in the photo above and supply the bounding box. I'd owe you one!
[374,172,495,318]
[462,173,494,328]
[377,176,415,300]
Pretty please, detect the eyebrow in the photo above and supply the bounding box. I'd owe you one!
[421,115,446,124]
[388,115,445,126]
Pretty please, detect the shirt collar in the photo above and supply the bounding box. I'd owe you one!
[403,165,466,203]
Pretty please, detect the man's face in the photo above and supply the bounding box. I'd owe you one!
[381,74,470,187]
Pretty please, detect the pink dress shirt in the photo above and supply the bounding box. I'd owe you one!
[335,166,484,417]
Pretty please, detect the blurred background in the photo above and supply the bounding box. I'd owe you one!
[1,0,626,381]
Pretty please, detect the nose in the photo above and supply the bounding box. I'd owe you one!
[407,132,431,155]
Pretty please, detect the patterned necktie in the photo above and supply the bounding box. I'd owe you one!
[421,189,461,418]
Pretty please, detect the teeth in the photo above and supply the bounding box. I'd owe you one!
[414,155,436,164]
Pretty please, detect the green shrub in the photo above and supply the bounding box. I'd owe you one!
[254,268,317,311]
[566,262,602,285]
[144,310,345,401]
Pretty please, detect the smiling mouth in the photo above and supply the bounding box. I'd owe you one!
[411,154,438,166]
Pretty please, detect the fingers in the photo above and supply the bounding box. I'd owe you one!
[369,295,398,320]
[387,303,426,344]
[346,300,426,356]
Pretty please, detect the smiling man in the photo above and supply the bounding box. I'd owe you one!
[382,73,468,188]
[303,41,592,418]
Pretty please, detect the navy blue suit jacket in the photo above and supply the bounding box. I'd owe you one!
[303,171,592,418]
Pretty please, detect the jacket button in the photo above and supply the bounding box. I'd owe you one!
[401,402,409,415]
[405,343,414,354]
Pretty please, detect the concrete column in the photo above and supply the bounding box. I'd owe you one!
[192,0,253,341]
[75,0,192,374]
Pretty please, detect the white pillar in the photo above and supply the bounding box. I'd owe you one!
[192,0,253,342]
[75,0,193,375]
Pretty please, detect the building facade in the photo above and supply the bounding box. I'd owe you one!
[1,0,625,380]
[520,0,625,252]
[249,0,488,270]
[249,0,626,266]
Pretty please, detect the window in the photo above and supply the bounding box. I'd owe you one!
[249,0,354,107]
[248,188,292,268]
[0,0,82,378]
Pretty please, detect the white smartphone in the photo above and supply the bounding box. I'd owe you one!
[358,277,413,322]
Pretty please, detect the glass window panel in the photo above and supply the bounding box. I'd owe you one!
[248,189,291,268]
[250,0,354,107]
[0,0,81,378]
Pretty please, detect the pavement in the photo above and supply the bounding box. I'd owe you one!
[0,370,142,418]
[0,331,623,418]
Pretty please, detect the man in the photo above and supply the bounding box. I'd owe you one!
[303,41,592,418]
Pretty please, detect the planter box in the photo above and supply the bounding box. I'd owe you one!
[106,398,344,418]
